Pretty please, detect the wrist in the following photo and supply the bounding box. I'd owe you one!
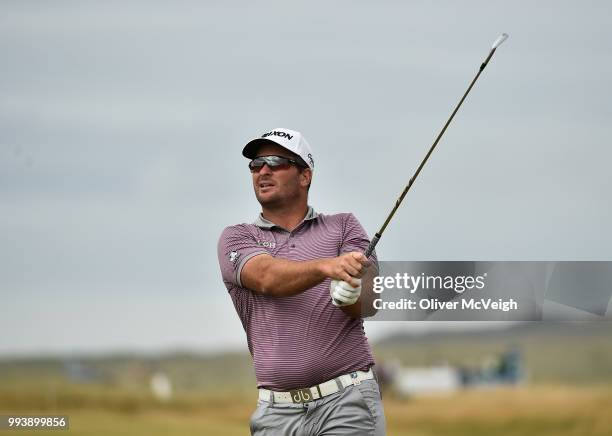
[314,258,332,279]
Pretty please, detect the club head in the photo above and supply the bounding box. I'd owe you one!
[491,33,509,49]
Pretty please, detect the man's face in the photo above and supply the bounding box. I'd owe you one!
[251,143,311,208]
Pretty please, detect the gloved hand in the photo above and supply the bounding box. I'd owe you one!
[330,278,362,307]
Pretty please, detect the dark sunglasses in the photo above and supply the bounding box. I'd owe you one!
[248,155,306,172]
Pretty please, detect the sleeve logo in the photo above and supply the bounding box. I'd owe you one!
[228,251,239,263]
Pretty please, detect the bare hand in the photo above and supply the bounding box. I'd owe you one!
[322,252,369,287]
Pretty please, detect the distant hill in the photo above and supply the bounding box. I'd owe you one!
[373,322,612,384]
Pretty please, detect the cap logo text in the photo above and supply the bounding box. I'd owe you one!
[262,131,293,141]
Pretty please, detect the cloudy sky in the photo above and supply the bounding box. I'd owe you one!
[1,1,611,356]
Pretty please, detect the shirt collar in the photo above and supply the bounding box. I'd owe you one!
[253,206,318,230]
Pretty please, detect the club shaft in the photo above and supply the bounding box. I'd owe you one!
[364,47,498,258]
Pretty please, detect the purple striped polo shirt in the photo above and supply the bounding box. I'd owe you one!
[217,207,378,390]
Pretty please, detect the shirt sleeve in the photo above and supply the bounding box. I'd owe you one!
[217,225,269,289]
[340,213,379,272]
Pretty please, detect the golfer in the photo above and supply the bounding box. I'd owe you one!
[217,128,386,435]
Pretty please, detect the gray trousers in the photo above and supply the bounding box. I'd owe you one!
[250,379,386,436]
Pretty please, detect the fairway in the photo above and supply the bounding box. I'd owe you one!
[2,385,611,436]
[2,324,612,435]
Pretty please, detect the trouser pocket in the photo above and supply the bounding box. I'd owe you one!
[249,400,269,435]
[355,380,386,432]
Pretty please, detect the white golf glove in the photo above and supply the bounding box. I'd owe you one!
[330,278,362,307]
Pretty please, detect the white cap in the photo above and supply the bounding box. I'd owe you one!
[243,127,314,169]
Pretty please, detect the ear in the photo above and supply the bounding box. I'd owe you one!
[299,168,312,188]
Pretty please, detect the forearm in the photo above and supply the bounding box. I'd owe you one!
[243,256,329,297]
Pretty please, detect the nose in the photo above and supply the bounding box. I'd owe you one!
[258,163,273,175]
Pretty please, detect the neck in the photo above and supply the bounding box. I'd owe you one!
[261,202,309,232]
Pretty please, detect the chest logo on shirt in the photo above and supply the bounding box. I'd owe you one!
[228,251,239,263]
[257,240,276,249]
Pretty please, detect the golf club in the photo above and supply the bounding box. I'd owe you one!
[364,33,509,258]
[333,33,509,306]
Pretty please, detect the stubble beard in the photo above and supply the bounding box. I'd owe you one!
[254,185,302,211]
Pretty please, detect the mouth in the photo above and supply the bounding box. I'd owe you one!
[258,180,275,191]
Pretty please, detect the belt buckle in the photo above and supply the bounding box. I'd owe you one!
[289,388,313,403]
[350,372,361,385]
